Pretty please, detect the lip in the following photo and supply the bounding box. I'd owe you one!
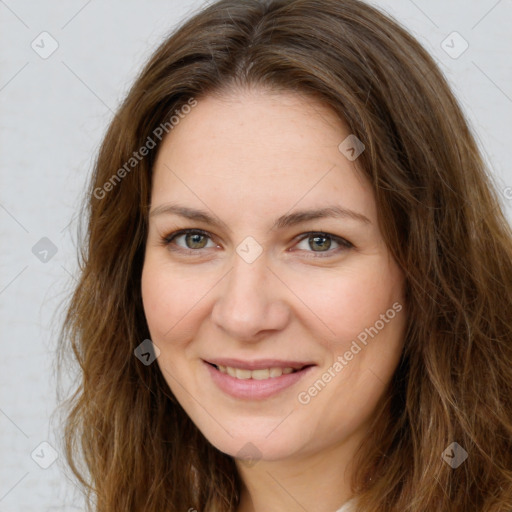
[202,359,316,400]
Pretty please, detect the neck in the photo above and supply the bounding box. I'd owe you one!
[235,435,361,512]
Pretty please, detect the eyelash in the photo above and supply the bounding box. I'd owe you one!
[159,229,354,258]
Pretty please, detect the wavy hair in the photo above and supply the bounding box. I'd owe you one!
[56,0,512,510]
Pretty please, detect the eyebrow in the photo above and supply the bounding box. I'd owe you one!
[148,203,371,231]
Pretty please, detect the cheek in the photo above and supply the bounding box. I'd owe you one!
[141,261,187,342]
[141,259,217,345]
[141,264,171,339]
[289,257,404,344]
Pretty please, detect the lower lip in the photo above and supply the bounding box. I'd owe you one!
[203,361,315,400]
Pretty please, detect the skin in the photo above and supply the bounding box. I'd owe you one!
[141,87,407,512]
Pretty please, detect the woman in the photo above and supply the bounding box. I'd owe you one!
[57,0,512,511]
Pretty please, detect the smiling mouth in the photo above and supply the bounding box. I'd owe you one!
[207,362,312,380]
[204,360,316,400]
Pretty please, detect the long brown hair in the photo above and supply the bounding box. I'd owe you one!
[56,0,512,510]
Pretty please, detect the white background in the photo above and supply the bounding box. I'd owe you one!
[1,0,511,510]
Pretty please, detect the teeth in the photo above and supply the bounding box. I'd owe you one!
[269,367,282,378]
[251,369,270,380]
[216,365,297,379]
[235,368,252,380]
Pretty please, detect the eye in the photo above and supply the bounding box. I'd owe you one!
[162,229,217,252]
[294,232,353,256]
[160,229,353,257]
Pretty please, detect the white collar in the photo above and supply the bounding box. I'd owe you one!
[336,497,356,512]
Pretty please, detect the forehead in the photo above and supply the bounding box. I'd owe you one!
[150,89,375,224]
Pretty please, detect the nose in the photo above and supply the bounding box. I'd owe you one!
[210,254,291,342]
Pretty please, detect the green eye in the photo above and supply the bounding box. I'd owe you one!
[307,235,333,251]
[162,229,353,257]
[163,229,216,251]
[295,232,352,254]
[183,232,209,249]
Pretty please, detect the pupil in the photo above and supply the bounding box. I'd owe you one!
[311,236,331,251]
[186,233,206,249]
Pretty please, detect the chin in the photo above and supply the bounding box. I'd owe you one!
[194,417,309,463]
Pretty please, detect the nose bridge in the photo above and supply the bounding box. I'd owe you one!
[228,255,265,299]
[211,251,289,339]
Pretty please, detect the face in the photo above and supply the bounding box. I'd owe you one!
[141,88,406,464]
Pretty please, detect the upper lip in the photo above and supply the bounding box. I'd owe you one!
[204,358,315,371]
